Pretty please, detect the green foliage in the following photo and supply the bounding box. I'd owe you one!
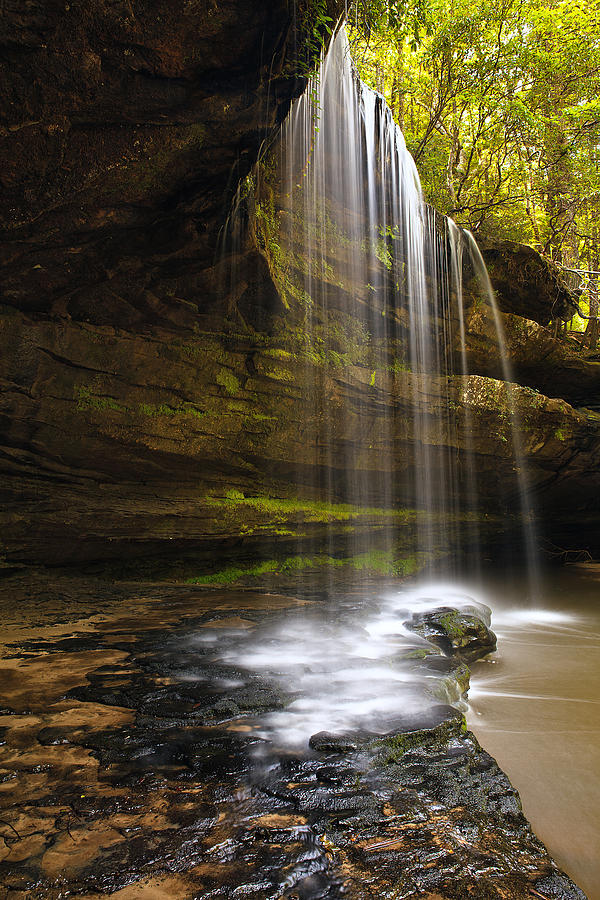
[253,193,309,311]
[298,0,431,71]
[362,237,394,270]
[349,0,432,46]
[294,0,336,99]
[351,0,600,274]
[387,358,411,375]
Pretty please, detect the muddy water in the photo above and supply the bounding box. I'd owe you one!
[467,563,600,900]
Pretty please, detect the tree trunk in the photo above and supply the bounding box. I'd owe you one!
[585,252,599,351]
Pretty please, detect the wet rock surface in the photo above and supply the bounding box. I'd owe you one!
[0,576,587,898]
[2,310,600,569]
[0,0,339,311]
[463,301,600,407]
[404,605,497,663]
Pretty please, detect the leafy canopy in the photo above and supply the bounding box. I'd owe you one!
[348,0,600,276]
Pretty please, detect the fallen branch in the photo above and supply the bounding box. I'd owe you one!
[540,540,592,563]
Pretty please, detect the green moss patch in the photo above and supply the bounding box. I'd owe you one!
[74,384,205,420]
[138,402,205,419]
[374,712,467,763]
[186,549,421,585]
[209,491,413,524]
[186,555,344,585]
[75,385,125,413]
[348,551,418,576]
[216,368,240,396]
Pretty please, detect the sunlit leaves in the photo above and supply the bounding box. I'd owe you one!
[349,0,600,263]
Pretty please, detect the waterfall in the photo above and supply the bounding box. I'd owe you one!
[229,26,538,588]
[463,231,541,594]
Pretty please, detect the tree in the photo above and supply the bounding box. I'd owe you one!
[349,0,600,279]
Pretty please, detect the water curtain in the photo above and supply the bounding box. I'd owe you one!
[241,27,537,586]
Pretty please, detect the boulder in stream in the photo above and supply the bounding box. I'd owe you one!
[404,605,497,663]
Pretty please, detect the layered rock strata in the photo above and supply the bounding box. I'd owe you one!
[1,1,599,571]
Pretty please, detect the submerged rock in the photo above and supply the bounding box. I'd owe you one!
[373,705,467,763]
[309,732,359,753]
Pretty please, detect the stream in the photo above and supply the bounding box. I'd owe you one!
[467,563,600,900]
[0,566,596,898]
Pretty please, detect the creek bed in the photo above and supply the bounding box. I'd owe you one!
[0,570,590,898]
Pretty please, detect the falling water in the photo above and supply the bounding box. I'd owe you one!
[273,29,462,576]
[227,26,539,590]
[462,231,540,595]
[211,21,547,757]
[447,219,482,578]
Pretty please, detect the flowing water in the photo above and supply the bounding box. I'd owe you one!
[213,581,483,749]
[463,232,541,596]
[205,566,598,894]
[1,572,593,896]
[468,564,600,900]
[212,23,595,892]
